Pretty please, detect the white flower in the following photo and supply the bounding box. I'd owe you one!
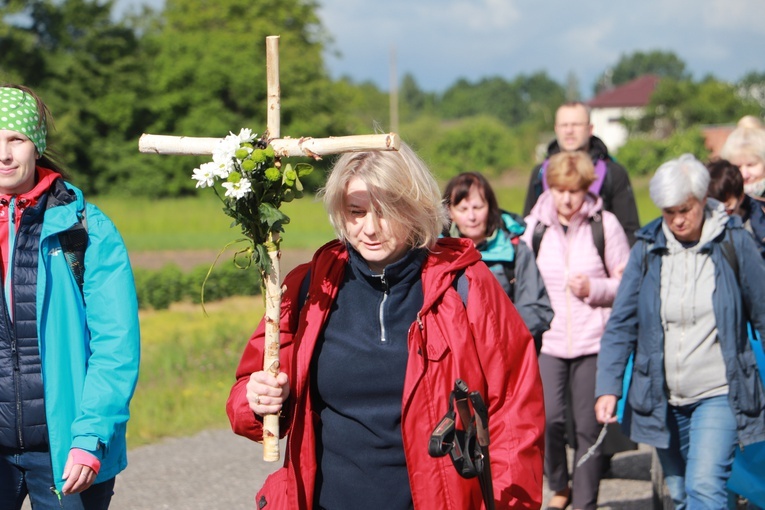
[212,135,239,164]
[222,178,252,199]
[212,159,235,179]
[192,162,218,188]
[236,128,256,143]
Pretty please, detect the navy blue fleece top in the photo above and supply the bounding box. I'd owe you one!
[310,246,426,510]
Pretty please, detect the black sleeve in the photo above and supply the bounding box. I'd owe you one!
[523,165,544,217]
[603,162,640,246]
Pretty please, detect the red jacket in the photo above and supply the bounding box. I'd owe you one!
[227,238,545,509]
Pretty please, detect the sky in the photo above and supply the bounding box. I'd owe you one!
[117,0,765,99]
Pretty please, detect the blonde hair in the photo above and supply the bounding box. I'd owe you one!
[546,151,596,191]
[321,143,448,250]
[720,115,765,163]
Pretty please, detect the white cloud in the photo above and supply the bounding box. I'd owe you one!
[119,0,765,96]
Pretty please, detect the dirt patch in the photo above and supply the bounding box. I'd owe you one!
[130,248,316,275]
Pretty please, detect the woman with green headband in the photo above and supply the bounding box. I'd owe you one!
[0,85,140,510]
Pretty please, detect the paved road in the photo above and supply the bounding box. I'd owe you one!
[27,428,657,509]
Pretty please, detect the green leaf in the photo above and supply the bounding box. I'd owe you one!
[295,162,313,178]
[258,202,290,231]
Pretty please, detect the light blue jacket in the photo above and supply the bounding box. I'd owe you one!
[39,182,140,490]
[596,209,765,448]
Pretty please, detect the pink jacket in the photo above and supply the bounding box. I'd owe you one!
[522,191,629,359]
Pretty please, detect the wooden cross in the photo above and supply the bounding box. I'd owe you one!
[139,35,400,462]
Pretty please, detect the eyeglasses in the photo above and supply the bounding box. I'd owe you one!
[555,122,589,129]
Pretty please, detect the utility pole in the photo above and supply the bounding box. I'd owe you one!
[389,45,399,133]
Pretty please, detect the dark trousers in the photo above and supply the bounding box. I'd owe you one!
[0,450,115,510]
[539,353,603,510]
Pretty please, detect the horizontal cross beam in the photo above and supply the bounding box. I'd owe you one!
[138,133,401,159]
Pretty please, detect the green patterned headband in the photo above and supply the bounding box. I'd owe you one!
[0,87,47,155]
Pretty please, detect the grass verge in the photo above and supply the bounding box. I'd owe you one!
[127,296,263,447]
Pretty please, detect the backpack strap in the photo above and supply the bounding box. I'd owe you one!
[59,207,88,296]
[589,214,608,277]
[531,216,608,276]
[531,222,547,258]
[720,231,739,283]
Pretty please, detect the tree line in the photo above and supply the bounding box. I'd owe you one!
[0,0,762,196]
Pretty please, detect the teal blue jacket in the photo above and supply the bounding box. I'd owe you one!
[39,181,140,490]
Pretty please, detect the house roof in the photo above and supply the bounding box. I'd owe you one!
[702,125,735,158]
[588,75,661,108]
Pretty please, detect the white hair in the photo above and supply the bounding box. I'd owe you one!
[649,154,710,209]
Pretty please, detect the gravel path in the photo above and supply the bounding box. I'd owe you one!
[98,429,656,509]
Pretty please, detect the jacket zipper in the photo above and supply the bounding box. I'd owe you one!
[379,271,389,343]
[5,198,23,448]
[564,224,573,357]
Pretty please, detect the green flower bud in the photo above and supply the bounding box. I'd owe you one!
[228,171,241,183]
[235,148,250,160]
[264,167,281,181]
[241,159,256,172]
[264,146,275,158]
[251,149,266,164]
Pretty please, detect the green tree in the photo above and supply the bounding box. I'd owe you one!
[419,115,528,179]
[616,128,709,176]
[131,0,346,196]
[0,0,153,194]
[594,50,689,95]
[439,77,522,126]
[512,72,566,128]
[635,78,761,136]
[399,73,435,121]
[737,71,765,113]
[438,73,564,128]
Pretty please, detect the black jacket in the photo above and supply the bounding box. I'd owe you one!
[523,135,640,246]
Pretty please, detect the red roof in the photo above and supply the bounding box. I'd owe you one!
[587,75,661,108]
[702,125,735,158]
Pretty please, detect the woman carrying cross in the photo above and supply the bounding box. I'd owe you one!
[227,143,545,509]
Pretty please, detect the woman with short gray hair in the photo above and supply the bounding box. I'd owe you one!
[595,154,765,509]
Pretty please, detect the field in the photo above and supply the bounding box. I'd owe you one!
[101,173,659,446]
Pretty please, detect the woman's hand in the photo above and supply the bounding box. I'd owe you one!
[247,371,290,417]
[568,273,591,298]
[61,452,97,495]
[594,395,619,424]
[612,261,627,280]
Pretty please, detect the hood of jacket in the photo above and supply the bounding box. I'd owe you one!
[528,188,605,228]
[546,134,612,163]
[636,199,731,250]
[468,211,526,264]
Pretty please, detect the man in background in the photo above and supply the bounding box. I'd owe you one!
[523,101,640,245]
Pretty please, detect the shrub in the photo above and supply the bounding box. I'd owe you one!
[133,262,262,310]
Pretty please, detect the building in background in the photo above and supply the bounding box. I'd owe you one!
[587,75,660,153]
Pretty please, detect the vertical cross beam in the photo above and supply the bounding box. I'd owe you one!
[138,35,401,463]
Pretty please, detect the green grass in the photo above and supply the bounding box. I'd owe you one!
[93,175,660,255]
[128,296,264,447]
[91,194,336,252]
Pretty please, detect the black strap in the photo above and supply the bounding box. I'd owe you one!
[590,214,608,277]
[59,220,88,296]
[531,222,547,259]
[721,233,739,283]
